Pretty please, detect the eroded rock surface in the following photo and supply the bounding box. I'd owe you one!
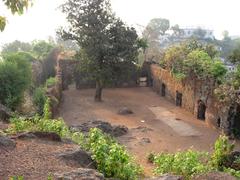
[70,120,128,137]
[0,135,16,150]
[54,168,104,180]
[145,174,183,180]
[58,149,96,169]
[193,172,237,180]
[14,131,61,142]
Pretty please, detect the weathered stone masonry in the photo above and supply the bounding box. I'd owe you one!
[146,62,240,136]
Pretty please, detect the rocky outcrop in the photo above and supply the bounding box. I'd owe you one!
[58,149,96,169]
[193,172,237,180]
[14,131,61,142]
[145,174,183,180]
[0,135,16,150]
[54,168,104,180]
[0,104,11,123]
[70,120,128,137]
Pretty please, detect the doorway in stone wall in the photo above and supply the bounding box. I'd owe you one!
[161,83,166,97]
[197,100,206,120]
[176,91,182,107]
[232,105,240,137]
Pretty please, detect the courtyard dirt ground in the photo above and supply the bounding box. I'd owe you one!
[59,86,240,176]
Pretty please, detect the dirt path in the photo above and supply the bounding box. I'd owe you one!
[59,86,239,176]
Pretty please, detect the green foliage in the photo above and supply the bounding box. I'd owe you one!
[0,0,32,31]
[9,176,24,180]
[224,167,240,178]
[60,0,139,101]
[152,136,240,179]
[43,98,52,120]
[162,40,226,81]
[153,150,210,179]
[1,41,32,55]
[147,152,155,163]
[7,115,69,138]
[210,135,235,170]
[229,42,240,64]
[45,77,57,87]
[0,16,6,31]
[33,87,46,115]
[7,117,142,180]
[80,128,143,180]
[32,40,55,59]
[0,53,32,109]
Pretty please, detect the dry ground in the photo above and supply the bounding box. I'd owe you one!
[59,86,240,175]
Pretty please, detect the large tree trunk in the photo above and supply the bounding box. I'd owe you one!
[95,80,103,102]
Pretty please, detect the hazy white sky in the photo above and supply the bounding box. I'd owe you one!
[0,0,240,46]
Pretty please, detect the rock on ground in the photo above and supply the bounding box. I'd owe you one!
[145,174,183,180]
[58,149,96,169]
[70,120,128,137]
[54,168,104,180]
[118,107,133,115]
[13,131,61,142]
[0,135,16,150]
[193,172,237,180]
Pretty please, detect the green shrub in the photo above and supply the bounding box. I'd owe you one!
[33,87,46,115]
[0,58,31,109]
[152,135,240,179]
[210,135,235,170]
[7,115,69,138]
[153,150,210,179]
[45,77,57,87]
[43,98,52,119]
[82,128,143,180]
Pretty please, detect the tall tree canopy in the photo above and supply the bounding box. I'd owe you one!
[143,18,170,40]
[0,0,32,31]
[59,0,139,101]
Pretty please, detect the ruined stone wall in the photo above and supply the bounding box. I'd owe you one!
[57,59,139,90]
[149,63,223,129]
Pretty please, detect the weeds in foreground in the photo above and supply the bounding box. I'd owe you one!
[150,135,240,179]
[6,99,142,180]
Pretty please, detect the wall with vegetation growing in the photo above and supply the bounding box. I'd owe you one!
[148,62,229,132]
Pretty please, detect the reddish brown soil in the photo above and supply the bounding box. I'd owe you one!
[0,138,79,180]
[59,87,240,176]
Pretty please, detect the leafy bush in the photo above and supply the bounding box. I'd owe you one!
[7,115,69,138]
[45,77,57,87]
[79,128,143,180]
[43,98,52,119]
[152,135,240,179]
[7,120,142,180]
[210,135,235,170]
[33,87,46,115]
[153,150,210,179]
[32,40,55,59]
[0,54,32,109]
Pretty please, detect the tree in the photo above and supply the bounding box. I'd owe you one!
[59,0,138,102]
[171,24,182,37]
[222,30,230,40]
[143,18,170,39]
[0,0,32,31]
[193,28,207,39]
[32,40,55,59]
[1,40,32,54]
[0,52,32,109]
[229,43,240,64]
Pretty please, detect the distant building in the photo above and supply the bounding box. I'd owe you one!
[181,27,214,40]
